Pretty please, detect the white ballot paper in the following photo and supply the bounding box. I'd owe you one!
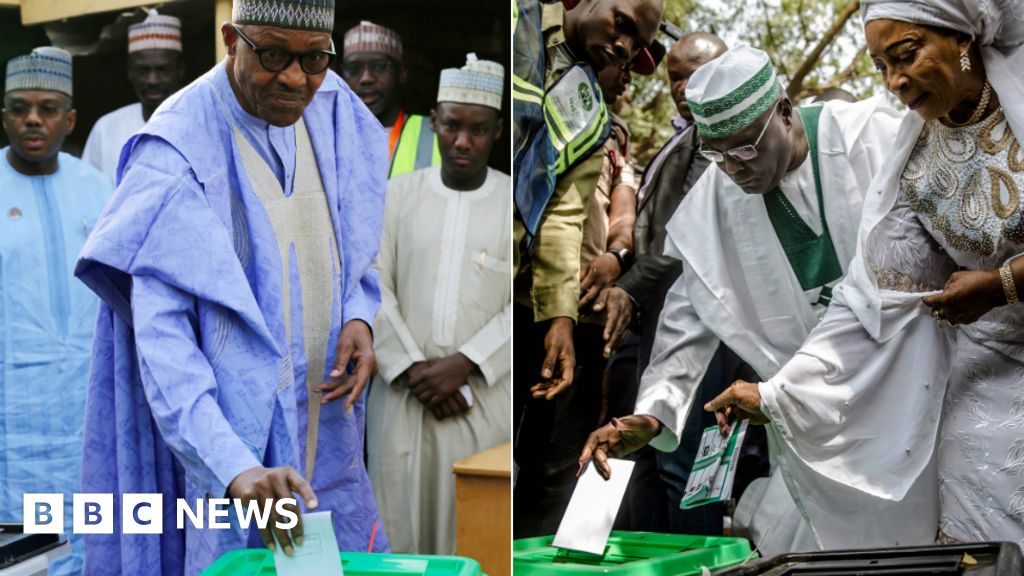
[274,510,343,576]
[552,458,635,556]
[680,420,748,509]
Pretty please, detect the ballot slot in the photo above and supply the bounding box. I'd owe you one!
[715,542,1022,576]
[765,555,964,575]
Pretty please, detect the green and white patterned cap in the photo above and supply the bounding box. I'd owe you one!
[685,45,782,139]
[233,0,334,33]
[5,47,73,97]
[438,53,504,110]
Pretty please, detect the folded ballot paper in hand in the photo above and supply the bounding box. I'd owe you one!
[274,511,343,576]
[680,420,748,510]
[553,458,635,556]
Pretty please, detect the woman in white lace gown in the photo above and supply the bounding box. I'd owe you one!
[704,0,1024,550]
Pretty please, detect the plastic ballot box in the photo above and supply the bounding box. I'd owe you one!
[0,525,71,576]
[514,531,756,576]
[453,441,511,576]
[202,550,483,576]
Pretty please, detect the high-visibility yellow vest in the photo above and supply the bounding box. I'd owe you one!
[388,114,441,178]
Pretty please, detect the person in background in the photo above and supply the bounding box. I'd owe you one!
[511,0,663,407]
[0,46,113,576]
[812,87,858,103]
[83,9,185,182]
[75,0,390,572]
[368,54,510,555]
[341,20,439,178]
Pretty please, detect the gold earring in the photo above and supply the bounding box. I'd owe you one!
[960,50,971,72]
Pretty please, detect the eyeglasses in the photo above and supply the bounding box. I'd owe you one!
[4,101,67,119]
[339,60,395,80]
[699,101,779,163]
[232,25,335,75]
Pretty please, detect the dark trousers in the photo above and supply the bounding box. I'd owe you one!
[514,304,611,538]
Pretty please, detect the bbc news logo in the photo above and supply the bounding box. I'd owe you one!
[23,494,299,534]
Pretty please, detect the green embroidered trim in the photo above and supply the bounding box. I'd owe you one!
[695,80,780,138]
[689,60,774,119]
[762,105,843,294]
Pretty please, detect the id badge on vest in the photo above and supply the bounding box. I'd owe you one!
[544,63,609,176]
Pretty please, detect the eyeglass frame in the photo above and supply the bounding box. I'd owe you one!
[698,100,780,164]
[339,59,397,81]
[231,24,336,75]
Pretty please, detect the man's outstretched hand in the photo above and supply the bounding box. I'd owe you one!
[704,379,768,436]
[228,466,317,556]
[578,415,661,479]
[530,317,576,400]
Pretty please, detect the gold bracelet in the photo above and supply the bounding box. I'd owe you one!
[1000,265,1019,305]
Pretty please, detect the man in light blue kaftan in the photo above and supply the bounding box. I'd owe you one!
[0,46,112,576]
[73,1,391,574]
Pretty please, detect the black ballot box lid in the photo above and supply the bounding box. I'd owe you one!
[0,524,63,569]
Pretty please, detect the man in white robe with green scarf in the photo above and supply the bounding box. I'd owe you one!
[579,45,904,554]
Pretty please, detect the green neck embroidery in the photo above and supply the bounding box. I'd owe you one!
[762,105,843,306]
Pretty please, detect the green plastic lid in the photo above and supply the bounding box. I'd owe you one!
[513,531,756,576]
[200,551,483,576]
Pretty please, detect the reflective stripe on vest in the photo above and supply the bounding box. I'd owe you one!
[389,114,440,178]
[513,61,611,249]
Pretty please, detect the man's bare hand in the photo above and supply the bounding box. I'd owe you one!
[593,286,633,358]
[408,353,475,409]
[430,392,471,420]
[228,466,317,556]
[578,415,660,479]
[530,317,575,400]
[317,319,376,409]
[704,379,768,436]
[579,253,622,310]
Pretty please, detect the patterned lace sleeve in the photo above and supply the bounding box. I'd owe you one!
[867,186,957,293]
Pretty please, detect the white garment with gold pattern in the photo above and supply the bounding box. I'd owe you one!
[897,110,1024,548]
[759,108,1024,551]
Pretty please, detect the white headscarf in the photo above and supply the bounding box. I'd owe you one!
[861,0,1024,141]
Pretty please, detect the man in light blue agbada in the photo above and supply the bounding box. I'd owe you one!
[0,46,112,576]
[74,0,391,573]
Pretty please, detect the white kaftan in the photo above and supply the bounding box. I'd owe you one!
[368,165,512,554]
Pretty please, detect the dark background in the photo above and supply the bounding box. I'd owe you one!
[0,0,510,171]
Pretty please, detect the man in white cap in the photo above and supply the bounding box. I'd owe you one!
[341,21,439,178]
[368,53,509,555]
[83,9,185,182]
[75,0,390,572]
[579,45,903,554]
[0,46,112,576]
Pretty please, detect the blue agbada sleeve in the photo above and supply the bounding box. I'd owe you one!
[95,136,266,499]
[132,274,261,498]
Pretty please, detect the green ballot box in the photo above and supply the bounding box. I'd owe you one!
[201,550,483,576]
[514,531,756,576]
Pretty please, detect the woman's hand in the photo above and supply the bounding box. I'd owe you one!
[922,269,1005,326]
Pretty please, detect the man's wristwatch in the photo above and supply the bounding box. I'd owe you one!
[609,248,632,270]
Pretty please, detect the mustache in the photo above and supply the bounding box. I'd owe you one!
[19,129,46,140]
